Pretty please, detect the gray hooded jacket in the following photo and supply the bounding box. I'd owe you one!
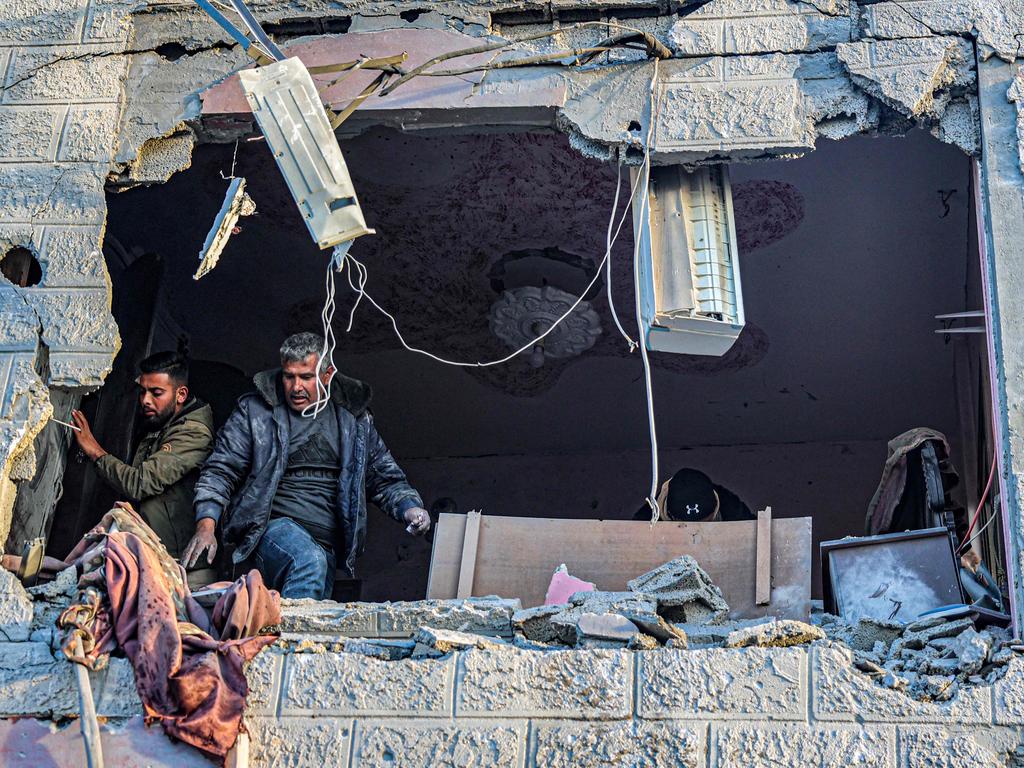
[193,369,423,576]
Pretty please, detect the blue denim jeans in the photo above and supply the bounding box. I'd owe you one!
[255,518,336,600]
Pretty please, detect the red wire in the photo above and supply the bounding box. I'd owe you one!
[958,456,997,552]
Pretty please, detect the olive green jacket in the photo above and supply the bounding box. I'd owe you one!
[93,397,214,560]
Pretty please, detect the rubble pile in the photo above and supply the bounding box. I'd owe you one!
[815,611,1019,702]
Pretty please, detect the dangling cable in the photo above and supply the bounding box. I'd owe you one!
[339,163,642,368]
[302,243,349,419]
[606,159,639,352]
[637,58,661,524]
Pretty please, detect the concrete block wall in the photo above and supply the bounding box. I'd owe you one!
[241,643,1024,767]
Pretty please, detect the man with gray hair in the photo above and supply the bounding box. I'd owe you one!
[183,332,430,599]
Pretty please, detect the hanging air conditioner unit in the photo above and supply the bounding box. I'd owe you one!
[632,164,745,357]
[238,57,374,250]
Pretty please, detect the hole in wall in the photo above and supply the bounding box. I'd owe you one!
[400,9,427,22]
[0,247,42,287]
[627,120,642,132]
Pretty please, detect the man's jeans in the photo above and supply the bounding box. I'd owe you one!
[255,518,336,600]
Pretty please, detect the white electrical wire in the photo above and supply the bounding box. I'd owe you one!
[301,242,349,419]
[338,162,642,368]
[606,160,639,352]
[962,505,999,553]
[637,58,661,523]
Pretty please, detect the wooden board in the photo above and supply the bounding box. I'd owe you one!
[426,514,812,620]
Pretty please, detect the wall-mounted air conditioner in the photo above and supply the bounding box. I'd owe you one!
[632,164,745,357]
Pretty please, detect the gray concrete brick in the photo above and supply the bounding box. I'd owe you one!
[457,649,631,719]
[0,290,42,351]
[37,225,107,287]
[531,720,705,767]
[637,648,805,720]
[812,645,991,724]
[48,350,116,388]
[58,104,120,162]
[0,641,78,717]
[0,0,88,44]
[992,657,1024,725]
[715,723,895,767]
[898,726,1024,768]
[0,107,64,162]
[0,164,106,224]
[376,597,519,638]
[281,652,454,716]
[352,719,523,767]
[3,46,126,105]
[83,0,135,43]
[275,600,379,636]
[244,649,284,715]
[23,288,118,349]
[95,656,142,717]
[246,716,353,768]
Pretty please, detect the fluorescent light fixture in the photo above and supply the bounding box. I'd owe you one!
[632,164,745,356]
[239,57,374,250]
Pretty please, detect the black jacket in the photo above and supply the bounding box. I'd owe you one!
[194,369,423,576]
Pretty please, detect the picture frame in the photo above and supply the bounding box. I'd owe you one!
[821,527,965,623]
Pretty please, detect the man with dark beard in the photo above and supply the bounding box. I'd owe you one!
[70,350,215,583]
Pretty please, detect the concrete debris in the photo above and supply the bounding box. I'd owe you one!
[512,604,564,644]
[621,611,688,646]
[576,612,639,643]
[725,620,825,649]
[413,626,507,654]
[626,556,730,624]
[342,638,415,661]
[815,611,1015,703]
[849,616,903,653]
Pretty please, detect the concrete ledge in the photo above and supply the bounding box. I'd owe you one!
[812,644,992,724]
[280,652,455,717]
[713,723,895,767]
[456,649,632,719]
[638,648,806,720]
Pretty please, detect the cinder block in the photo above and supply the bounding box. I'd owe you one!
[898,726,1024,768]
[456,648,631,719]
[247,716,353,768]
[23,288,117,349]
[0,295,39,353]
[48,350,117,388]
[812,645,991,724]
[95,656,142,717]
[531,720,705,767]
[0,107,64,162]
[281,652,454,716]
[0,164,106,224]
[58,105,120,162]
[0,0,88,44]
[244,649,284,715]
[376,597,520,638]
[275,601,379,636]
[0,641,78,717]
[83,0,135,43]
[352,719,523,767]
[637,648,805,720]
[992,657,1024,725]
[3,46,126,105]
[715,723,895,767]
[37,225,107,287]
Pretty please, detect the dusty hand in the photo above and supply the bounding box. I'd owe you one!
[403,507,431,536]
[71,410,106,460]
[182,518,218,569]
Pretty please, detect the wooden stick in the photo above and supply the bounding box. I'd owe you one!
[456,510,482,599]
[755,507,773,606]
[72,636,105,768]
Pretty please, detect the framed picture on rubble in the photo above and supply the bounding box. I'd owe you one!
[821,527,965,623]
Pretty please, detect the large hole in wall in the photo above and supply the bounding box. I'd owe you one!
[1,247,42,288]
[45,126,998,605]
